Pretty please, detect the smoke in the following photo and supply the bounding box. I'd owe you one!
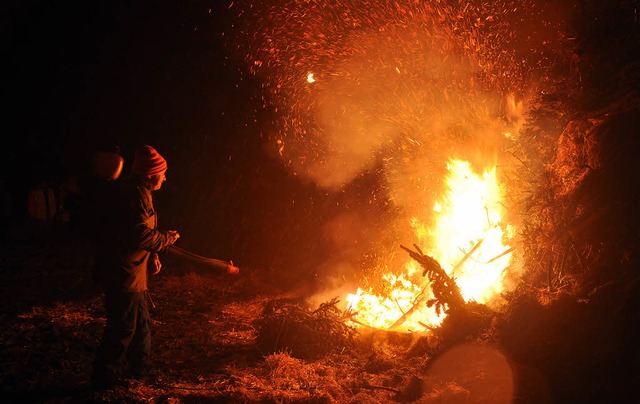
[228,1,539,194]
[226,1,573,300]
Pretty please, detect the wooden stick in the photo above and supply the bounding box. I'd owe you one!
[486,247,515,264]
[389,283,429,330]
[451,238,484,275]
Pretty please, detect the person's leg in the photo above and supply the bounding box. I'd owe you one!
[92,291,138,386]
[127,291,152,377]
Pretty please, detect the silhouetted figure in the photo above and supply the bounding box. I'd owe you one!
[90,145,180,389]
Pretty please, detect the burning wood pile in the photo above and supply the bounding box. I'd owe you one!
[256,241,498,357]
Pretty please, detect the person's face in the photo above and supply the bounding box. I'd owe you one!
[150,170,167,191]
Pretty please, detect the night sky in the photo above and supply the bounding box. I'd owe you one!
[4,1,639,287]
[4,1,329,280]
[6,1,250,178]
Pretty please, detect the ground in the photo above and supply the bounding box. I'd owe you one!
[0,221,637,403]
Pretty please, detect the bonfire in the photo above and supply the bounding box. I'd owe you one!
[1,1,638,403]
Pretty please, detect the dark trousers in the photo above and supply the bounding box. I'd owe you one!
[93,290,151,380]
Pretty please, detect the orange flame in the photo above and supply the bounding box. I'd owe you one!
[346,158,513,332]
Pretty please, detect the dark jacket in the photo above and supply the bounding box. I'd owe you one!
[92,176,174,292]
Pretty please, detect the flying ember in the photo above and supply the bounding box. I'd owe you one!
[229,0,569,333]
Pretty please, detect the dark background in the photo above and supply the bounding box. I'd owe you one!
[3,1,639,289]
[2,0,333,284]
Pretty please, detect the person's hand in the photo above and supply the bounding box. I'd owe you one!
[227,263,240,275]
[166,230,180,245]
[152,253,162,275]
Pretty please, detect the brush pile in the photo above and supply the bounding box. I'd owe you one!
[255,297,359,359]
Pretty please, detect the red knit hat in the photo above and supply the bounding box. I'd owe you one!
[131,145,167,176]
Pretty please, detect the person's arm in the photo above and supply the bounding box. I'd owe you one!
[128,187,179,253]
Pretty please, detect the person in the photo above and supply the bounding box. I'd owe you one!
[90,144,181,389]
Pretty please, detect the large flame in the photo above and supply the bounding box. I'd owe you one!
[346,158,513,332]
[227,1,575,333]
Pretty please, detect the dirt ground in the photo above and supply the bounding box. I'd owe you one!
[1,221,638,403]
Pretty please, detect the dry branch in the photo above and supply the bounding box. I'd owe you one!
[452,238,484,275]
[389,282,430,330]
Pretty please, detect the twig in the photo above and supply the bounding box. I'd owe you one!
[486,247,515,264]
[345,316,374,329]
[451,238,484,276]
[361,381,401,393]
[418,321,434,331]
[389,283,428,330]
[393,299,406,314]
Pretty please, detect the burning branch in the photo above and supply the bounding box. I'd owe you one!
[485,247,515,264]
[400,245,466,315]
[452,238,484,275]
[388,244,468,330]
[388,282,430,330]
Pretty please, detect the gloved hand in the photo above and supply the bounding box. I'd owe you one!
[166,230,180,245]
